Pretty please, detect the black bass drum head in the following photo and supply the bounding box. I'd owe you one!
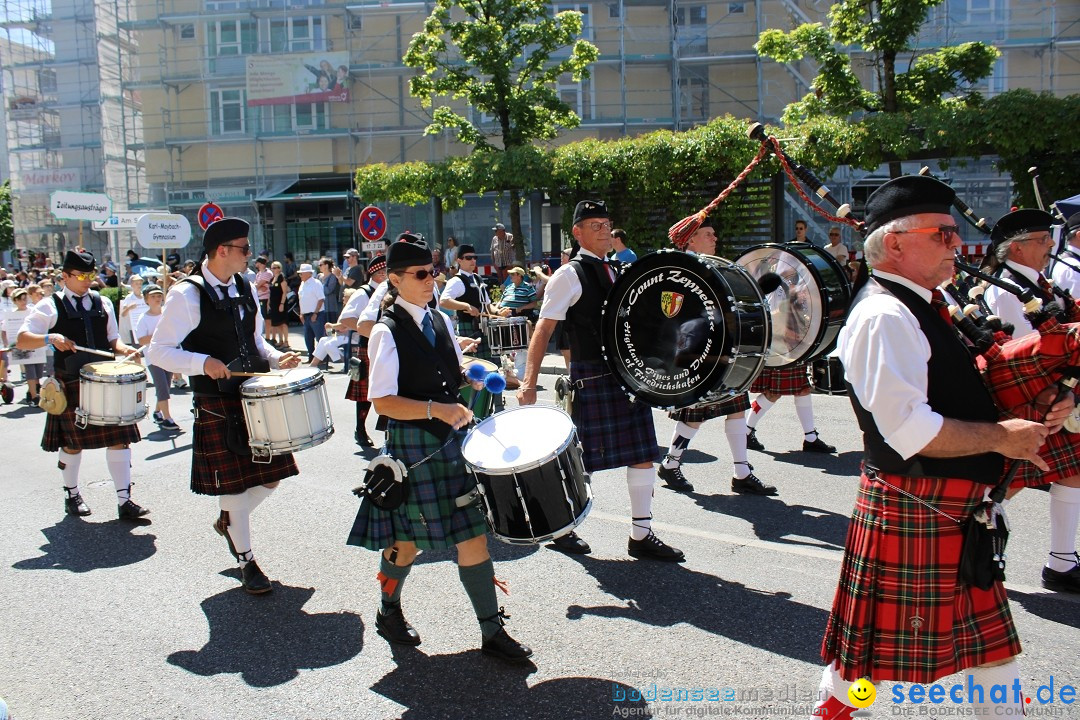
[601,250,767,409]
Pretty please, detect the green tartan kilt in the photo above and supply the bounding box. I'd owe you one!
[346,421,487,551]
[458,315,496,364]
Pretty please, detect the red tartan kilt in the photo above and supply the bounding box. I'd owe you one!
[41,376,141,452]
[344,342,369,402]
[669,392,750,423]
[821,471,1021,683]
[190,396,299,496]
[1008,430,1080,487]
[750,363,811,395]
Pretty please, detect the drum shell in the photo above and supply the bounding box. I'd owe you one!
[77,362,148,426]
[811,355,847,395]
[482,316,530,354]
[240,371,334,456]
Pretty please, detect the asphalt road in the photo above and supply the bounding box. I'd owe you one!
[1,351,1077,720]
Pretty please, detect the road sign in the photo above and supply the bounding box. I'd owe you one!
[92,210,163,231]
[50,190,112,221]
[136,214,192,249]
[361,241,386,254]
[198,202,224,231]
[358,205,387,241]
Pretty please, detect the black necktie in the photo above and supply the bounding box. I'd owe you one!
[71,294,97,348]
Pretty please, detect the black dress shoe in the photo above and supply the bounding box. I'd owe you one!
[731,472,778,496]
[1042,563,1080,593]
[376,604,421,646]
[657,464,694,493]
[802,434,836,453]
[627,531,685,562]
[117,499,150,520]
[241,560,273,595]
[481,626,533,664]
[746,428,765,451]
[548,530,591,555]
[64,492,91,517]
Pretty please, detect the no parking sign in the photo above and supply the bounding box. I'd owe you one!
[358,205,387,241]
[198,202,224,231]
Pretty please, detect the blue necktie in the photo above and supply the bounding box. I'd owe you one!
[421,313,436,346]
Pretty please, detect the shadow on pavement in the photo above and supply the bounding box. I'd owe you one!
[370,645,651,719]
[409,539,540,566]
[12,514,157,572]
[754,449,862,475]
[562,555,827,665]
[689,493,850,550]
[167,580,363,687]
[1008,589,1080,628]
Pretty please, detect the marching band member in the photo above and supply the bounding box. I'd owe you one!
[659,223,777,497]
[17,249,149,521]
[815,176,1072,718]
[440,243,503,364]
[338,254,387,447]
[518,200,684,561]
[346,236,532,664]
[982,208,1080,593]
[1050,212,1080,298]
[147,218,302,594]
[745,363,836,455]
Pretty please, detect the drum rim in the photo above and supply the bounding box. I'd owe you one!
[79,363,147,382]
[461,405,576,472]
[75,406,149,425]
[487,497,593,546]
[240,371,326,397]
[248,425,334,454]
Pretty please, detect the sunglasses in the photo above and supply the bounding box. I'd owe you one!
[896,225,961,245]
[460,254,477,261]
[66,271,96,282]
[401,267,436,280]
[222,243,251,255]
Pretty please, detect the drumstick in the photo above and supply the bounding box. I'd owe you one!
[71,344,116,358]
[231,371,284,378]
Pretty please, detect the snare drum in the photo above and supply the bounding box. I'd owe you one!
[482,316,530,354]
[76,361,148,427]
[811,353,846,395]
[735,242,851,367]
[240,368,333,460]
[461,405,591,545]
[600,250,771,409]
[459,355,499,420]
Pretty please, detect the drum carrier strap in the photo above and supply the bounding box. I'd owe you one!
[567,259,617,389]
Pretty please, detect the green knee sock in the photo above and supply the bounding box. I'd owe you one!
[458,558,501,639]
[378,552,413,610]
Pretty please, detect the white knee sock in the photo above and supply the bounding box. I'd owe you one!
[817,662,859,710]
[1047,483,1080,572]
[747,395,773,429]
[794,394,817,439]
[663,422,698,468]
[219,491,255,566]
[59,451,82,491]
[106,448,132,503]
[967,661,1024,715]
[246,483,276,511]
[725,415,751,479]
[626,467,655,541]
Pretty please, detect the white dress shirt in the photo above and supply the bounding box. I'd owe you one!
[19,287,120,342]
[367,296,462,400]
[340,282,376,322]
[538,248,607,321]
[1050,249,1080,299]
[837,270,943,461]
[442,270,489,307]
[146,261,281,376]
[298,276,325,314]
[983,261,1042,338]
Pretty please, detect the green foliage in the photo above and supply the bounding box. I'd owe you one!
[0,180,13,253]
[98,285,127,316]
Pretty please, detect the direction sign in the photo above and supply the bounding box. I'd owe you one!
[358,205,387,241]
[136,213,192,249]
[92,210,163,231]
[361,241,386,254]
[50,190,112,221]
[198,202,225,231]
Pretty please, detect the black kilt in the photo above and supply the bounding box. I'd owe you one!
[571,359,660,472]
[668,392,750,423]
[41,375,141,452]
[190,396,299,496]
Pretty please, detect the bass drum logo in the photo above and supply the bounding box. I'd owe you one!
[660,291,684,318]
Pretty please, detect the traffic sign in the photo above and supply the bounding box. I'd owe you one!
[92,210,164,231]
[136,213,192,249]
[198,202,224,231]
[50,190,112,221]
[358,205,387,241]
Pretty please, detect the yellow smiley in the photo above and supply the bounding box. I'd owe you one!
[847,678,877,708]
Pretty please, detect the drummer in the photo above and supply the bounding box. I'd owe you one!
[337,254,388,447]
[1050,211,1080,298]
[659,224,777,496]
[17,249,150,521]
[439,243,504,365]
[147,218,303,595]
[346,236,533,664]
[517,199,684,561]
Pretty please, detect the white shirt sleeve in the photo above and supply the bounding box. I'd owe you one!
[537,263,582,321]
[339,286,370,321]
[984,283,1035,337]
[366,323,398,399]
[442,275,466,301]
[19,297,58,337]
[357,281,389,323]
[837,291,943,460]
[1051,260,1080,300]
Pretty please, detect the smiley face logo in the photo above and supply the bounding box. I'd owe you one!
[847,678,877,708]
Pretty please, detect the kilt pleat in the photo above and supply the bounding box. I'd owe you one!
[571,359,660,472]
[345,342,369,402]
[41,376,141,452]
[669,392,750,423]
[346,422,486,551]
[458,316,496,362]
[750,363,812,395]
[821,471,1021,684]
[190,396,298,496]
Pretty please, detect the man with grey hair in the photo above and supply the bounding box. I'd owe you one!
[983,208,1057,337]
[1050,211,1080,298]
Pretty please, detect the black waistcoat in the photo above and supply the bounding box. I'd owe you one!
[455,273,484,333]
[179,274,260,397]
[565,255,615,363]
[381,305,463,441]
[847,277,1003,482]
[52,291,110,378]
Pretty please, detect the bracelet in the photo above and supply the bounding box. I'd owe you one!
[43,334,51,349]
[426,399,433,421]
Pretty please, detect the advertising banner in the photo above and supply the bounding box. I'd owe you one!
[246,51,350,106]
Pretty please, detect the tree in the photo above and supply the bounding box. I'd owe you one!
[0,180,13,253]
[403,0,599,261]
[755,0,998,177]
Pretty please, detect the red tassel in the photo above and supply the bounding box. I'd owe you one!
[668,210,709,249]
[493,576,510,595]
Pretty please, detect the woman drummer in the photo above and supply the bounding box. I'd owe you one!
[346,236,532,664]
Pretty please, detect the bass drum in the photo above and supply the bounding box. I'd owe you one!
[600,250,770,410]
[735,242,851,367]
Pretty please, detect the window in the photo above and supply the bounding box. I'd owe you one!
[970,56,1006,97]
[179,23,195,40]
[728,2,744,13]
[947,0,1000,24]
[207,20,257,56]
[266,102,328,131]
[37,68,56,94]
[674,5,707,26]
[678,71,708,121]
[608,2,619,18]
[210,88,247,135]
[557,73,593,121]
[269,16,325,53]
[674,5,708,54]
